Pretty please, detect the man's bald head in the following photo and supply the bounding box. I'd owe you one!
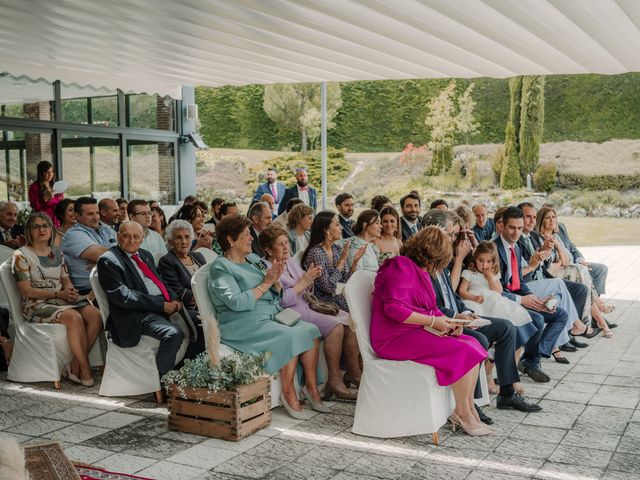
[117,221,144,254]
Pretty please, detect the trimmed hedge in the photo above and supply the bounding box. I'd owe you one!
[556,173,640,191]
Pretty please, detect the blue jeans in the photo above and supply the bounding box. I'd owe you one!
[141,314,184,375]
[522,307,568,368]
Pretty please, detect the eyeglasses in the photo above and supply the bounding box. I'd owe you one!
[133,211,152,216]
[31,224,51,230]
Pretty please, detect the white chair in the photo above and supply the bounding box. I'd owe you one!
[344,270,455,444]
[194,247,217,264]
[0,245,15,308]
[0,259,103,389]
[90,267,188,398]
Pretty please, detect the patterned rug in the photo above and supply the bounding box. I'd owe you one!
[75,465,154,480]
[23,442,153,480]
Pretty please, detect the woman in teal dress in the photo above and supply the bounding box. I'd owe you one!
[207,215,328,419]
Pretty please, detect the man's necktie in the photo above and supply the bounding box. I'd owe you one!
[131,253,170,301]
[507,246,521,291]
[270,183,278,202]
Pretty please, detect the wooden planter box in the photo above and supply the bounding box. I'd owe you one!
[167,376,271,441]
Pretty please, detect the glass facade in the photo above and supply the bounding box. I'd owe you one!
[0,73,180,204]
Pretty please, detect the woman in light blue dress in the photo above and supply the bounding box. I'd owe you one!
[342,209,382,273]
[207,215,327,419]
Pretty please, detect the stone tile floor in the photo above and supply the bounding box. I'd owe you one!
[2,246,640,479]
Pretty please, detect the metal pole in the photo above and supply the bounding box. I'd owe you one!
[321,81,327,210]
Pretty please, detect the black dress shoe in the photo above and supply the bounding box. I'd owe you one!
[552,352,570,364]
[559,342,577,352]
[497,393,543,412]
[568,336,588,349]
[592,319,618,329]
[517,361,551,383]
[475,404,494,425]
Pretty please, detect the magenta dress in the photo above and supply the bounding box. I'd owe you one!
[28,182,63,227]
[370,256,488,386]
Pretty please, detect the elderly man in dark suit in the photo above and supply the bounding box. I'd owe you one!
[248,201,272,258]
[97,221,184,376]
[0,201,25,249]
[493,207,568,383]
[277,167,317,215]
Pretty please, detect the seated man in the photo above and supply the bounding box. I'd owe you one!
[259,193,276,219]
[494,207,568,382]
[422,210,541,416]
[0,201,25,249]
[98,198,120,232]
[128,199,167,260]
[429,198,448,211]
[62,197,117,294]
[248,202,272,257]
[400,191,422,241]
[97,221,184,376]
[336,193,355,238]
[473,203,496,242]
[273,198,303,228]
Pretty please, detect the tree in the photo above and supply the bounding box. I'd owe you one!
[500,122,523,189]
[263,82,342,153]
[425,80,458,174]
[456,83,479,154]
[519,76,545,177]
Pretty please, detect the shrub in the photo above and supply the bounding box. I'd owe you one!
[491,146,504,184]
[556,173,640,191]
[533,163,557,192]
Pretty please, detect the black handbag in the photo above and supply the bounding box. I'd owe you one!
[303,291,340,316]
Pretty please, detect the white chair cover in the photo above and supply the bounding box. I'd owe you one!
[1,259,103,385]
[90,267,187,397]
[0,245,15,307]
[194,247,217,264]
[344,270,455,438]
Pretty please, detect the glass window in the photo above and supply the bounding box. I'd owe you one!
[0,73,54,121]
[127,140,176,203]
[127,94,176,131]
[0,129,54,202]
[61,84,119,126]
[61,134,120,198]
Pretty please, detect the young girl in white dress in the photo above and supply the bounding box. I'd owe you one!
[458,241,537,394]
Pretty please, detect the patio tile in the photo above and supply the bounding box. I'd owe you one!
[476,453,543,477]
[494,438,558,459]
[607,452,640,473]
[509,424,568,444]
[245,437,315,461]
[6,418,72,436]
[548,445,613,469]
[200,434,268,452]
[589,385,640,409]
[344,452,417,479]
[296,445,363,470]
[120,436,192,460]
[213,454,288,479]
[397,460,472,480]
[96,453,157,474]
[560,430,620,451]
[64,444,115,464]
[263,463,339,480]
[136,460,207,480]
[167,443,239,470]
[44,423,111,443]
[47,406,106,423]
[535,461,604,480]
[615,435,640,454]
[82,411,144,429]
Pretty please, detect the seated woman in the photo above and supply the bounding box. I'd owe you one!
[174,204,214,251]
[53,198,76,248]
[158,220,207,309]
[343,209,381,272]
[286,203,313,255]
[372,206,402,263]
[207,215,328,419]
[370,226,491,436]
[302,211,366,313]
[150,206,167,238]
[536,206,612,338]
[116,198,129,222]
[12,213,102,386]
[260,225,360,400]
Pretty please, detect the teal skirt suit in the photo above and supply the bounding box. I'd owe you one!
[207,254,321,374]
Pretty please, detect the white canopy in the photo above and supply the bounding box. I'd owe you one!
[2,0,640,99]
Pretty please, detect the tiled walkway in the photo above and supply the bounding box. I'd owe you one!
[2,246,640,480]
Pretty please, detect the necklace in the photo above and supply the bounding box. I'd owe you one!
[224,254,246,264]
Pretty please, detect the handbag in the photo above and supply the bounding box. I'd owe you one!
[274,308,301,326]
[303,291,340,316]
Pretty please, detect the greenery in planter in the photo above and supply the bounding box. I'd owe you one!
[162,352,266,394]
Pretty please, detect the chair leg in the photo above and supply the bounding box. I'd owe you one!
[155,390,164,404]
[432,432,439,446]
[53,380,61,390]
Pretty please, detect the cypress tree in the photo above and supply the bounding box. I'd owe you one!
[519,76,546,177]
[500,121,523,189]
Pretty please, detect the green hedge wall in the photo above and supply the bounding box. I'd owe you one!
[196,73,640,152]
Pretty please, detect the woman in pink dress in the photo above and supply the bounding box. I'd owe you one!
[260,224,361,401]
[370,226,491,436]
[28,161,63,227]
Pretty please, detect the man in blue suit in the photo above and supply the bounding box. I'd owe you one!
[493,206,568,383]
[252,167,286,216]
[277,167,317,215]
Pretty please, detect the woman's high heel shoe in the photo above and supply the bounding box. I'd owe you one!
[450,413,494,436]
[323,383,357,402]
[343,373,361,389]
[279,392,313,420]
[302,386,331,413]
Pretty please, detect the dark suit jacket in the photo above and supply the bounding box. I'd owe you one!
[0,224,24,247]
[517,231,550,281]
[556,223,584,263]
[250,226,266,258]
[252,182,286,206]
[429,269,470,317]
[493,237,532,300]
[97,246,177,348]
[339,215,355,238]
[157,250,206,307]
[277,185,317,215]
[401,217,422,242]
